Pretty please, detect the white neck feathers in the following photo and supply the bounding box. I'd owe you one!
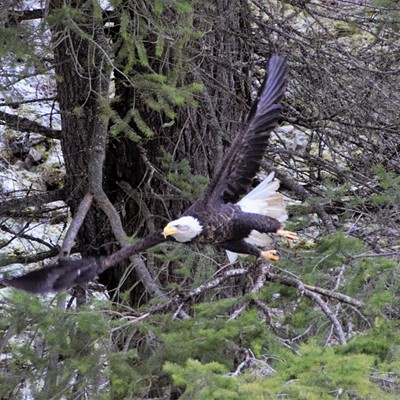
[168,216,203,242]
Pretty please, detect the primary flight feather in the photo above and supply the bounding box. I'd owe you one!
[3,55,297,293]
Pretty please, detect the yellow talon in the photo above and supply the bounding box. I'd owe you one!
[277,229,298,242]
[260,249,279,261]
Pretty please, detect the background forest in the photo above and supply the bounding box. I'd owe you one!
[1,0,400,398]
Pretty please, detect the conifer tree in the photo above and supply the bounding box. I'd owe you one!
[2,0,400,398]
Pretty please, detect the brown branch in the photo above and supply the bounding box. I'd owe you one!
[59,193,94,259]
[263,164,336,234]
[0,247,77,269]
[0,223,57,251]
[80,27,187,315]
[0,111,61,139]
[0,189,66,215]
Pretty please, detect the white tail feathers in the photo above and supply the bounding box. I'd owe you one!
[226,172,288,263]
[226,249,241,264]
[238,172,287,222]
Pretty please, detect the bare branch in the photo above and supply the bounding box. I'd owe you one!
[0,190,66,215]
[305,289,346,345]
[0,97,56,108]
[59,193,94,259]
[6,9,44,24]
[266,270,364,308]
[0,111,61,139]
[229,263,271,320]
[0,223,57,250]
[186,267,248,297]
[0,247,72,269]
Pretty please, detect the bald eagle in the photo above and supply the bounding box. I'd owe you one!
[3,55,297,294]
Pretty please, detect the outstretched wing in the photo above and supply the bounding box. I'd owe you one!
[2,231,165,293]
[2,258,101,294]
[200,56,287,206]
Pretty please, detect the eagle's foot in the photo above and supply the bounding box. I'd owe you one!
[277,229,298,242]
[260,249,279,262]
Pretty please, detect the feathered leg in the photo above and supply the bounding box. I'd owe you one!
[232,212,298,241]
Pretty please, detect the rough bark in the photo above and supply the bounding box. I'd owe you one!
[99,0,257,305]
[47,0,260,307]
[49,0,112,258]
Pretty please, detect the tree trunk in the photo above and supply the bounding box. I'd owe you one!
[49,0,112,255]
[50,0,256,307]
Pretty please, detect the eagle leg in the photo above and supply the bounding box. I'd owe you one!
[221,240,280,262]
[276,228,298,242]
[221,239,261,258]
[260,249,279,261]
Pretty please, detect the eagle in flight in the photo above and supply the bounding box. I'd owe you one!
[3,55,298,294]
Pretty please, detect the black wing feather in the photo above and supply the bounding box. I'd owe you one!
[198,56,287,205]
[2,231,165,293]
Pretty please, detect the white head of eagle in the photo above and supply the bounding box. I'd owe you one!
[163,216,203,242]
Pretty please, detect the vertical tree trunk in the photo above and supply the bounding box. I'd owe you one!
[50,0,257,307]
[49,0,112,256]
[100,0,256,305]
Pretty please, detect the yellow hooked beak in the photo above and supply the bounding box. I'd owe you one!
[163,224,179,238]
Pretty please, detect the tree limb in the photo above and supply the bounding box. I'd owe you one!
[0,111,61,139]
[0,189,66,215]
[59,193,94,259]
[263,163,336,234]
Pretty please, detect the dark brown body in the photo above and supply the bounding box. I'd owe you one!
[185,203,282,257]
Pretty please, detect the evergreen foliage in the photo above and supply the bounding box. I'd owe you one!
[1,0,400,398]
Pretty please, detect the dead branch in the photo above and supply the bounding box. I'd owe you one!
[0,247,75,269]
[0,111,61,139]
[266,270,364,308]
[0,223,57,250]
[229,263,271,320]
[264,164,336,233]
[0,190,66,215]
[0,97,56,108]
[59,193,94,259]
[5,8,44,25]
[187,267,248,297]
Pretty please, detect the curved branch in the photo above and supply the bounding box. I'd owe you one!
[59,193,94,259]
